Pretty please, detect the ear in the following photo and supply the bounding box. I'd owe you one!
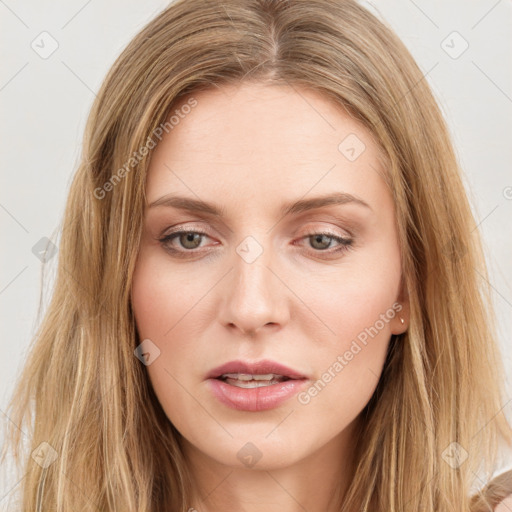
[390,278,409,335]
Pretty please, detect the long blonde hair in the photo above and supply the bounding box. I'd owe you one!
[2,0,511,510]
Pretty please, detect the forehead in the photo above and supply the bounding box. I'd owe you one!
[146,82,391,216]
[166,82,376,158]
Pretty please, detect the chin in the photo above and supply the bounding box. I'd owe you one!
[182,426,313,470]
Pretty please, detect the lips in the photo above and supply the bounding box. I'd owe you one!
[206,359,309,412]
[206,359,308,381]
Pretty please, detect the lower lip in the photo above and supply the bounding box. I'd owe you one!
[207,378,309,412]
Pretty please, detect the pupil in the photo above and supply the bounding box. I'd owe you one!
[182,232,201,248]
[312,234,330,250]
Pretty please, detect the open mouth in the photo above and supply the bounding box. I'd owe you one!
[206,359,309,411]
[217,373,292,388]
[209,372,308,411]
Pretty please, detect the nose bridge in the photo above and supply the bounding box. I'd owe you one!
[220,233,289,333]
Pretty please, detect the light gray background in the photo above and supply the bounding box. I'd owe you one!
[1,0,511,503]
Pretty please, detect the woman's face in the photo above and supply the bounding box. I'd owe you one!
[131,82,408,470]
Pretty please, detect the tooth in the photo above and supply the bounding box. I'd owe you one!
[226,379,280,388]
[252,374,279,380]
[221,373,282,381]
[223,373,253,381]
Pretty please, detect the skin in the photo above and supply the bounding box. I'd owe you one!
[131,82,409,512]
[496,495,512,512]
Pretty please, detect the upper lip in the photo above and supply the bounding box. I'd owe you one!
[206,359,308,380]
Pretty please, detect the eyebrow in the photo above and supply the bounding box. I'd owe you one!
[148,192,372,216]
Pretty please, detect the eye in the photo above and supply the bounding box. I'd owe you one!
[157,228,354,258]
[299,231,353,255]
[158,229,213,254]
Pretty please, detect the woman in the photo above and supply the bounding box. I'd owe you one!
[2,0,511,510]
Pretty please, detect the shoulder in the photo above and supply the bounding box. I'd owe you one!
[471,469,512,512]
[494,493,512,512]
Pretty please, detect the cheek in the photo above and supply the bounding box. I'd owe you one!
[131,248,207,340]
[303,248,402,349]
[131,255,211,432]
[293,247,401,410]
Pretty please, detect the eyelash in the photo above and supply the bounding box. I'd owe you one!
[157,227,354,259]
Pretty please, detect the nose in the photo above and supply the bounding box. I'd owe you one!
[218,239,291,336]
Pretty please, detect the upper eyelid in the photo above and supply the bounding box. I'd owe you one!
[159,226,212,240]
[159,224,352,239]
[159,227,353,249]
[159,217,355,236]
